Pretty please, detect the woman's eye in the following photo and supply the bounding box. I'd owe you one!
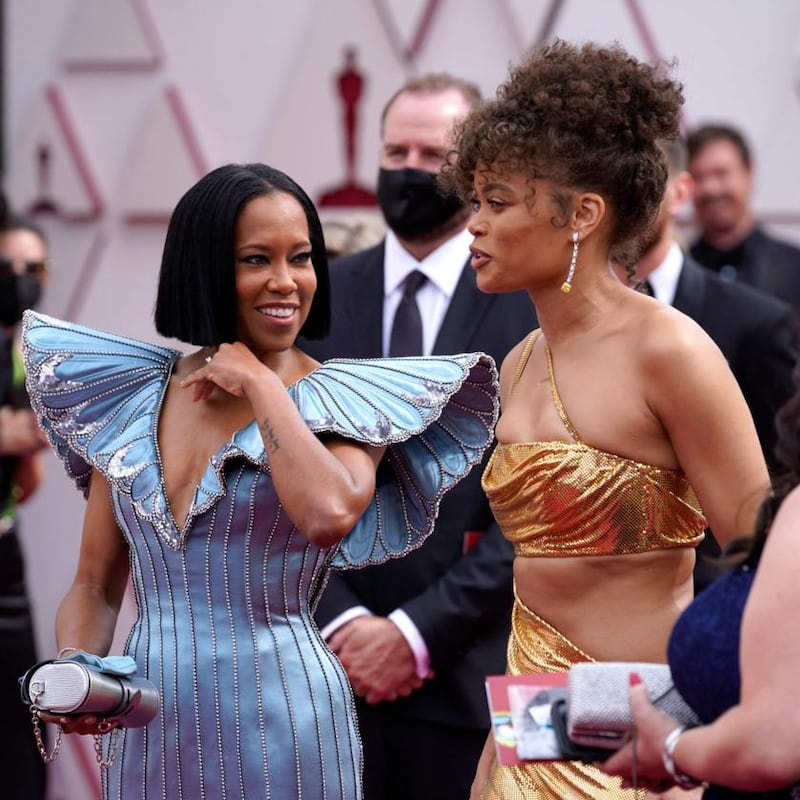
[242,254,269,266]
[487,198,503,209]
[291,251,313,264]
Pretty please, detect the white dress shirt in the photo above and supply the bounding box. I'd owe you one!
[646,241,684,306]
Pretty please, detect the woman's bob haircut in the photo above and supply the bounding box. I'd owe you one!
[155,163,331,344]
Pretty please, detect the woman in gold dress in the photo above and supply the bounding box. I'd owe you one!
[441,41,771,800]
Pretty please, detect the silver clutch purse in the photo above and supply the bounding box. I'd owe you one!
[20,660,159,727]
[20,655,159,767]
[566,662,699,750]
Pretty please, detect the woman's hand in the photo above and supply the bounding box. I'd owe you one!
[38,711,119,736]
[600,678,682,787]
[181,343,269,402]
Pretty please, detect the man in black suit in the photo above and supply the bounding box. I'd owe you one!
[300,74,537,800]
[687,123,800,314]
[621,137,798,589]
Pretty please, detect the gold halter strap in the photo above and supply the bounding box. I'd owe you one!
[543,342,583,443]
[509,330,540,393]
[509,329,583,443]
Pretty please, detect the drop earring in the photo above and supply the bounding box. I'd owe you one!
[561,232,579,294]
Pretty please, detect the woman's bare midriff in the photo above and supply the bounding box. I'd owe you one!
[513,548,696,663]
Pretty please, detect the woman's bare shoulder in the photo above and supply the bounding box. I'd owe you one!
[630,303,728,384]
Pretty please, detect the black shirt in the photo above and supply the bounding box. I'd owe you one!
[691,226,800,313]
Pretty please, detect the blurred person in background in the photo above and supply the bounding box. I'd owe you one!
[0,209,50,800]
[321,213,385,260]
[688,123,800,315]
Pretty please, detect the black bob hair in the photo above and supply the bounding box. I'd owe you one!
[155,163,330,344]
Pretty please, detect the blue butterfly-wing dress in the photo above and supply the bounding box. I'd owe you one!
[22,311,498,800]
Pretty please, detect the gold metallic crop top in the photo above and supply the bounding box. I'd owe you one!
[482,331,707,558]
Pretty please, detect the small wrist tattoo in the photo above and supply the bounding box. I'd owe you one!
[259,418,280,454]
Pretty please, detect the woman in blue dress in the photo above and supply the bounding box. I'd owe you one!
[22,163,498,800]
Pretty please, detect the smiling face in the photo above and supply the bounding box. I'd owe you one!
[467,166,572,294]
[234,192,317,360]
[689,138,752,237]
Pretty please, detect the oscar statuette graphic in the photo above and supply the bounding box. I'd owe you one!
[28,143,59,216]
[318,47,377,208]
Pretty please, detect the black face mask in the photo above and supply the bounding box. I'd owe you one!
[0,273,42,326]
[377,167,465,239]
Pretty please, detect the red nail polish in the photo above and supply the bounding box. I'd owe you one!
[629,672,642,686]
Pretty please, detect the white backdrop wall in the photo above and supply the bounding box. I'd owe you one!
[5,1,800,796]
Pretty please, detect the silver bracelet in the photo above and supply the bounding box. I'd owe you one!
[662,725,702,789]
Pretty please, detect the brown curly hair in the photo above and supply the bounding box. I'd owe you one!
[440,40,684,267]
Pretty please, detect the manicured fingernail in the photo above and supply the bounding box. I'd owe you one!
[629,672,642,686]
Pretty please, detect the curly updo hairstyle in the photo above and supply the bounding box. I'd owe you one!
[441,40,684,267]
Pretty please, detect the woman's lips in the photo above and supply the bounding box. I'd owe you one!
[469,246,490,269]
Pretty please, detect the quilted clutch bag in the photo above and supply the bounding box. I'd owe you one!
[566,662,700,750]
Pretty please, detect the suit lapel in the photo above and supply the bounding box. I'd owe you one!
[672,255,707,319]
[344,246,385,358]
[433,260,492,355]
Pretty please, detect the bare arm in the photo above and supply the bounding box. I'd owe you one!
[182,343,385,548]
[646,319,769,548]
[55,468,130,656]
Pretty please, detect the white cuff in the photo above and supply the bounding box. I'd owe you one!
[388,608,430,680]
[319,606,372,642]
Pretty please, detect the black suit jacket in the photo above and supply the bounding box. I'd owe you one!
[691,226,800,312]
[673,255,798,464]
[674,256,797,588]
[299,241,538,729]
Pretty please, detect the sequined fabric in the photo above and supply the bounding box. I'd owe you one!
[480,592,636,800]
[21,311,499,800]
[482,330,706,557]
[483,442,706,557]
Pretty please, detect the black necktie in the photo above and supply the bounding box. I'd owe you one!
[389,271,427,356]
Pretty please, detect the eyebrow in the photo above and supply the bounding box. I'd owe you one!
[478,181,514,193]
[238,240,312,252]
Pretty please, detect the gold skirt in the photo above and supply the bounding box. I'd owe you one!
[480,590,638,800]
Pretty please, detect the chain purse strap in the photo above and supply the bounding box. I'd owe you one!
[94,727,120,768]
[29,703,62,763]
[28,680,119,768]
